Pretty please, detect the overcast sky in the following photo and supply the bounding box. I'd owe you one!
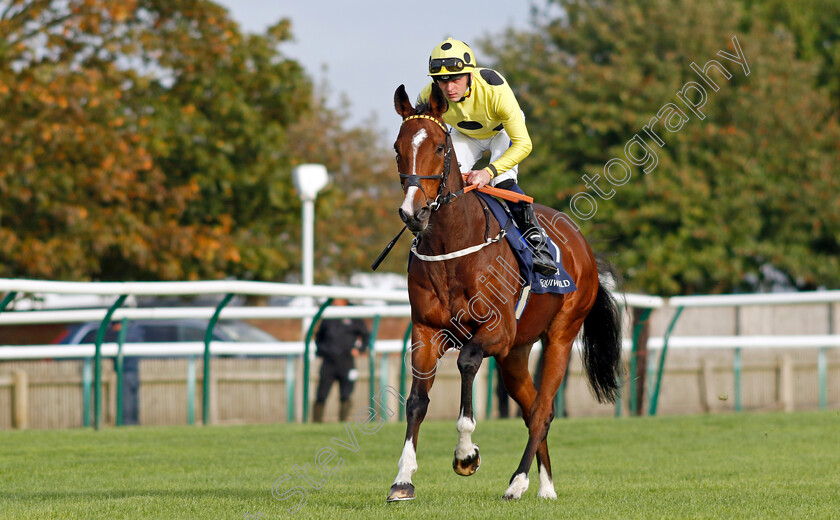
[213,0,540,141]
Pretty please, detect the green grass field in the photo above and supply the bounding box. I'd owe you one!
[1,410,838,519]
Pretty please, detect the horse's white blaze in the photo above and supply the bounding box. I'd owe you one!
[398,129,428,218]
[400,187,418,217]
[454,412,478,460]
[504,473,529,499]
[394,438,417,484]
[537,464,557,499]
[411,128,428,155]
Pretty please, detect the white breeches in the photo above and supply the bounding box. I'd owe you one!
[450,127,518,186]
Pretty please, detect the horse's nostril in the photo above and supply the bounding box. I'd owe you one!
[416,207,430,221]
[399,208,408,222]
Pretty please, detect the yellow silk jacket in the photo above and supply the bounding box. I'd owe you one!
[418,68,532,176]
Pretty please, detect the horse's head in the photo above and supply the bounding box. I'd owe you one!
[393,83,455,234]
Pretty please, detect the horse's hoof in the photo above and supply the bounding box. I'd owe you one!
[387,483,415,502]
[502,473,529,500]
[452,445,480,476]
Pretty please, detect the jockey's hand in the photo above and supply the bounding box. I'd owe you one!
[466,169,492,189]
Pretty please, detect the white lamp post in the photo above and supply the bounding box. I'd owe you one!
[292,163,329,298]
[292,164,329,423]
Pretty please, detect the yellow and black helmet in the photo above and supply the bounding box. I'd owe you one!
[428,38,476,78]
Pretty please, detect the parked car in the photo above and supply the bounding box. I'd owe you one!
[50,319,278,426]
[53,319,279,345]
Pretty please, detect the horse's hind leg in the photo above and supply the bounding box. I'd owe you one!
[497,345,557,500]
[504,322,579,500]
[452,342,483,476]
[534,333,560,499]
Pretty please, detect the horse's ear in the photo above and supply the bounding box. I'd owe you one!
[428,82,449,118]
[394,84,414,119]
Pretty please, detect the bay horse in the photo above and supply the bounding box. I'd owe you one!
[386,82,623,502]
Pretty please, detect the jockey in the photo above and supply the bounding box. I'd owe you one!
[417,38,558,276]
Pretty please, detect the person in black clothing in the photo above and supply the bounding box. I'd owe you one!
[497,368,511,419]
[109,321,141,425]
[313,299,370,422]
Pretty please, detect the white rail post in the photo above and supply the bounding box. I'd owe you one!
[12,370,28,429]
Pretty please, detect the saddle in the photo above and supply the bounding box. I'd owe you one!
[473,192,577,315]
[404,191,576,318]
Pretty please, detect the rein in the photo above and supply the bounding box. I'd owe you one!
[410,198,510,262]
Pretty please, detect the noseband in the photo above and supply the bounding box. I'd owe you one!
[398,114,457,211]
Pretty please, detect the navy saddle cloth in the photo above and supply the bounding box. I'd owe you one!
[475,192,576,295]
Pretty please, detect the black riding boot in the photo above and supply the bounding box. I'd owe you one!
[511,203,558,276]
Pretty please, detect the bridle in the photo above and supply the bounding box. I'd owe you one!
[398,114,462,211]
[397,114,509,262]
[371,111,507,270]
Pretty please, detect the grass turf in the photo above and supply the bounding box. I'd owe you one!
[0,410,838,519]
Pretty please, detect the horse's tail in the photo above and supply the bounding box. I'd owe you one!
[580,280,623,404]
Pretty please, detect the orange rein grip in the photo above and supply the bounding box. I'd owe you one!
[460,176,534,203]
[477,185,533,203]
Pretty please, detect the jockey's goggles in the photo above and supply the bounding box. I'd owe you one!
[429,57,471,74]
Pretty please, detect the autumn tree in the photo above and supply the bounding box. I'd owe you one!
[483,0,840,295]
[134,14,312,281]
[0,1,311,281]
[285,88,405,283]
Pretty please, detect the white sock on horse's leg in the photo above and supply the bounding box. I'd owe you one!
[537,463,557,499]
[454,412,478,459]
[394,438,417,485]
[504,473,530,500]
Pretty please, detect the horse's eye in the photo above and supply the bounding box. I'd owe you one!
[436,144,445,154]
[395,153,401,163]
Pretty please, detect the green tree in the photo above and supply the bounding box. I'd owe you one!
[743,0,840,108]
[484,0,840,295]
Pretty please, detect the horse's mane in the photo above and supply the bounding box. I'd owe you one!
[415,101,432,116]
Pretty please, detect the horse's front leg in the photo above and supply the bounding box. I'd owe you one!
[387,327,440,502]
[452,342,483,476]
